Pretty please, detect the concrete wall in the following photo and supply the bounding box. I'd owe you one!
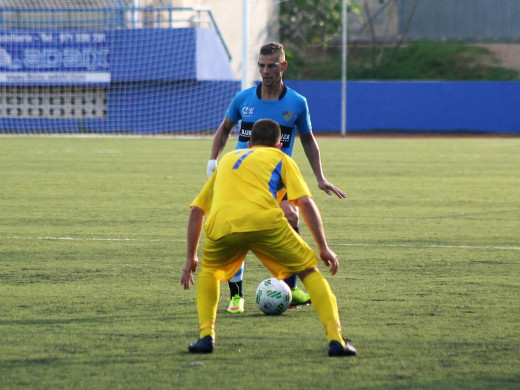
[400,0,520,42]
[173,0,279,86]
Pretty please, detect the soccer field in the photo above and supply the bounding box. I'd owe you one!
[1,136,519,389]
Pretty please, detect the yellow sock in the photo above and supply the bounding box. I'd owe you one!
[301,271,345,345]
[196,270,219,339]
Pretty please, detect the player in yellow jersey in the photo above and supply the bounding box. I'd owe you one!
[181,119,357,357]
[207,43,347,313]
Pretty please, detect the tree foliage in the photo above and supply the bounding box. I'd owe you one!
[280,0,360,79]
[280,0,360,52]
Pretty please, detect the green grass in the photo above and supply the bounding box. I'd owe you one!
[1,136,519,389]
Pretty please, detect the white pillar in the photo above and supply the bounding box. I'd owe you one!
[341,0,348,137]
[241,0,249,90]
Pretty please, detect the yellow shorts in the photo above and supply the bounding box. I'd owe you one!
[201,222,319,282]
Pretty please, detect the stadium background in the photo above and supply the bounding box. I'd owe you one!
[1,0,520,134]
[1,3,519,388]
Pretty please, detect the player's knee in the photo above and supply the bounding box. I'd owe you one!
[284,208,299,228]
[297,267,318,281]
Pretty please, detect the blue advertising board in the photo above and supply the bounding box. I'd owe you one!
[0,30,110,84]
[0,27,239,133]
[0,28,234,85]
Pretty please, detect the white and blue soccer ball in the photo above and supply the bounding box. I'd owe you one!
[256,278,292,315]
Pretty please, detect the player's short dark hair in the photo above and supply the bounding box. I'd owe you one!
[259,42,285,60]
[251,119,281,147]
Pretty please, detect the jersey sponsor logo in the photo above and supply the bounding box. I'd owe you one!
[240,121,292,150]
[281,127,292,148]
[282,110,294,122]
[238,122,253,143]
[238,127,252,142]
[281,132,291,147]
[241,106,255,117]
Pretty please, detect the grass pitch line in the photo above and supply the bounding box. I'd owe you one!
[334,243,520,251]
[5,235,520,251]
[8,235,181,243]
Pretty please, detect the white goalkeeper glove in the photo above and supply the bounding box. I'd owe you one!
[207,159,217,178]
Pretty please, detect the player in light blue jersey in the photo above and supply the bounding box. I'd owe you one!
[225,81,312,156]
[206,42,346,314]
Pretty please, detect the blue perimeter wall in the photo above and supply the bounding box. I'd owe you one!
[0,28,240,133]
[1,25,519,134]
[289,80,520,134]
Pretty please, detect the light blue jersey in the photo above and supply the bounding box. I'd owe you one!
[225,84,312,156]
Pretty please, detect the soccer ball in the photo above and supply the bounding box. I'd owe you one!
[255,278,292,315]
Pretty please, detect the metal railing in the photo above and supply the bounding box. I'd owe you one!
[0,7,231,60]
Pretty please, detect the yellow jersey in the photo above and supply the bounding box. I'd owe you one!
[191,146,312,240]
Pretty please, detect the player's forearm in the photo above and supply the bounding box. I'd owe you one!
[210,132,226,160]
[186,207,204,259]
[301,135,326,182]
[298,196,329,251]
[210,120,233,160]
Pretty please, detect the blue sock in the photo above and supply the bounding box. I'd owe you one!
[229,281,243,298]
[284,226,300,288]
[284,274,297,289]
[229,265,244,298]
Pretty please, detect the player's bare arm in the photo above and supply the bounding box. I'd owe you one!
[181,206,204,290]
[207,117,236,177]
[299,132,347,199]
[297,195,339,275]
[210,117,236,160]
